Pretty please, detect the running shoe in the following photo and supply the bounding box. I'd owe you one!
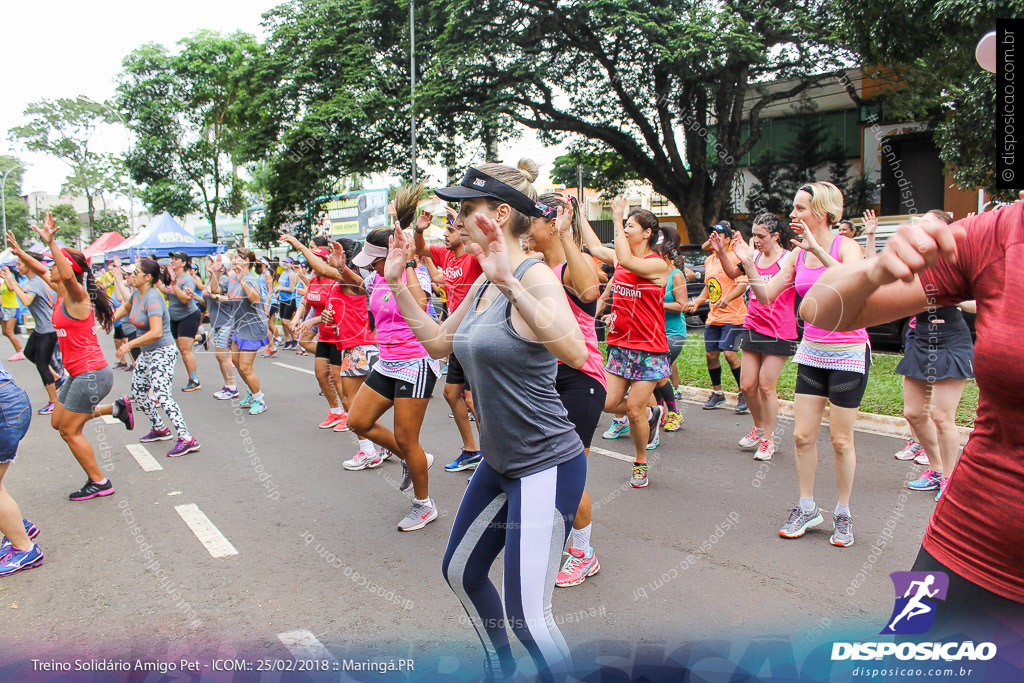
[261,348,278,358]
[7,352,25,361]
[779,507,823,538]
[318,411,346,429]
[0,542,44,576]
[444,450,482,472]
[629,462,649,488]
[735,392,748,414]
[555,547,600,588]
[830,513,855,547]
[646,406,663,450]
[894,439,924,460]
[194,332,209,351]
[935,477,948,502]
[239,390,254,408]
[913,451,930,466]
[37,401,55,416]
[167,437,200,458]
[181,379,201,392]
[907,469,943,491]
[343,449,384,471]
[663,411,683,432]
[69,478,115,501]
[0,519,40,557]
[332,413,350,432]
[139,427,173,442]
[114,361,127,369]
[400,453,435,492]
[673,386,684,401]
[397,498,438,532]
[738,426,765,449]
[468,412,476,422]
[754,439,776,461]
[379,448,394,462]
[702,391,725,410]
[213,386,239,400]
[601,418,630,439]
[113,396,134,430]
[249,398,268,415]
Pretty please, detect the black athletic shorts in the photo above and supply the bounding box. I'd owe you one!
[445,351,470,389]
[364,365,437,401]
[170,310,202,340]
[279,299,297,321]
[555,364,607,450]
[794,348,871,409]
[315,340,342,365]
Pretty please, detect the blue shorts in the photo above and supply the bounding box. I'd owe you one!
[0,381,32,463]
[232,335,268,352]
[1,307,18,322]
[704,324,743,353]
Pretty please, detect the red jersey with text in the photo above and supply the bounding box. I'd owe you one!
[52,298,107,376]
[430,245,482,313]
[606,256,668,353]
[333,288,375,349]
[304,276,343,344]
[917,202,1024,602]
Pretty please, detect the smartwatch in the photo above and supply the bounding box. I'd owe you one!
[405,260,417,269]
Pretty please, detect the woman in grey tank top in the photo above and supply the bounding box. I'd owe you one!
[384,162,589,681]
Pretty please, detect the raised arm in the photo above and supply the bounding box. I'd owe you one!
[710,232,744,280]
[863,209,878,256]
[611,197,668,285]
[579,211,616,266]
[732,238,797,305]
[36,214,86,302]
[412,210,433,259]
[6,229,49,279]
[557,202,601,303]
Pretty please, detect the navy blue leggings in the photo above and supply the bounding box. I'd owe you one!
[442,453,587,682]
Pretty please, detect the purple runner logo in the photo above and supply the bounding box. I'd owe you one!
[881,571,949,635]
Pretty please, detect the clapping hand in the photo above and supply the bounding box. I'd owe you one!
[554,201,574,239]
[466,212,513,286]
[415,210,433,233]
[730,234,755,263]
[328,241,347,270]
[384,221,410,284]
[32,212,60,244]
[862,209,878,235]
[790,219,819,252]
[610,196,628,220]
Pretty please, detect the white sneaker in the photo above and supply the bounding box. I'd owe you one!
[754,439,775,461]
[343,450,384,471]
[738,426,765,449]
[914,451,930,466]
[894,439,924,460]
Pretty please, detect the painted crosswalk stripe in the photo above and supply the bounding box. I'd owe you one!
[273,361,315,376]
[174,504,239,558]
[126,443,164,472]
[100,415,119,425]
[277,630,338,662]
[588,446,634,463]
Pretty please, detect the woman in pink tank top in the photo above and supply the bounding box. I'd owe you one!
[722,213,798,462]
[738,182,868,549]
[531,192,607,588]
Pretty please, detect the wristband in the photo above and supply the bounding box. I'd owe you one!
[405,260,417,269]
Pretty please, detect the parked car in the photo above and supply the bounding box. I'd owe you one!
[867,309,977,352]
[677,244,710,327]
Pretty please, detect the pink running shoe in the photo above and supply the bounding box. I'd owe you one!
[555,547,600,587]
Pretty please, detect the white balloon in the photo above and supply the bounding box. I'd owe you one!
[977,30,997,73]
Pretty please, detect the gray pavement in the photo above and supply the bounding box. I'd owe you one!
[0,336,941,679]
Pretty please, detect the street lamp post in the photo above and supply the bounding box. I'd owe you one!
[2,164,23,236]
[410,0,417,184]
[78,96,136,233]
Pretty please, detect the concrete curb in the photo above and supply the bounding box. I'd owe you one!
[675,386,973,446]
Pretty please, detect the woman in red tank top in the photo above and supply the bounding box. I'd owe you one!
[29,214,133,501]
[581,197,670,489]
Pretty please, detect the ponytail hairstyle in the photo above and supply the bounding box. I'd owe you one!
[654,226,681,261]
[754,213,796,250]
[236,248,257,271]
[477,158,540,237]
[62,248,114,333]
[338,237,362,264]
[394,183,425,230]
[138,257,172,288]
[538,192,584,250]
[364,226,391,250]
[797,181,844,226]
[627,208,662,250]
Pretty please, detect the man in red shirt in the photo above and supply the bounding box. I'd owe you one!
[414,209,483,472]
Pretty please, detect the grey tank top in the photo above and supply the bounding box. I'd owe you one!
[453,258,584,478]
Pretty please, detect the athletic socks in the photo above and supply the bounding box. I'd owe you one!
[572,524,592,553]
[330,406,344,415]
[835,503,851,517]
[254,391,264,402]
[358,438,376,454]
[799,497,816,513]
[111,402,121,417]
[225,384,237,392]
[730,365,742,387]
[709,366,722,388]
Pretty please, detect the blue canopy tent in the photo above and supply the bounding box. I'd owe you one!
[105,212,227,260]
[26,238,69,255]
[0,248,18,268]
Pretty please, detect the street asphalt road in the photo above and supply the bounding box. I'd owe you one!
[0,337,941,679]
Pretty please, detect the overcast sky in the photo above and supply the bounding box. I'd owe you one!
[2,1,560,204]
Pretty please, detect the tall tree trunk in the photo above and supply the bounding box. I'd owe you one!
[86,193,96,243]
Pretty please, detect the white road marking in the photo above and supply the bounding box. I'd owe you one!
[100,415,119,425]
[174,504,239,558]
[588,446,634,463]
[125,443,164,472]
[167,491,182,496]
[277,629,338,662]
[273,361,315,376]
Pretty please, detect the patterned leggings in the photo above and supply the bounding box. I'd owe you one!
[132,345,191,439]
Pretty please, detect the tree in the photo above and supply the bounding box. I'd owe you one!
[243,0,853,243]
[747,151,790,216]
[0,156,30,244]
[117,31,257,242]
[49,204,82,236]
[8,98,123,241]
[550,146,637,199]
[93,209,130,237]
[840,0,1016,196]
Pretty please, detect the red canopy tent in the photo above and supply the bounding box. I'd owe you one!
[82,232,127,262]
